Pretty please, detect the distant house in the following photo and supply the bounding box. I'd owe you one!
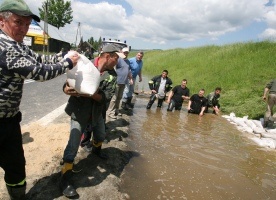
[24,20,70,53]
[77,39,96,53]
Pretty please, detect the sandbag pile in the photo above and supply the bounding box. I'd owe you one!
[222,113,276,149]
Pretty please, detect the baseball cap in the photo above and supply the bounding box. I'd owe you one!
[0,0,40,22]
[122,47,129,53]
[102,44,125,58]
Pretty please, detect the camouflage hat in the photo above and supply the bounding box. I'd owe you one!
[0,0,40,22]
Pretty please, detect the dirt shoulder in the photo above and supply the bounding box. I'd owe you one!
[0,112,133,200]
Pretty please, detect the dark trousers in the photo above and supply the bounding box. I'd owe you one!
[167,99,182,111]
[205,104,220,113]
[0,112,26,185]
[147,94,165,109]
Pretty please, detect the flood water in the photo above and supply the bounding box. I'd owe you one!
[119,97,276,200]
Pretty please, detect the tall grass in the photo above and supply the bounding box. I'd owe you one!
[138,41,276,119]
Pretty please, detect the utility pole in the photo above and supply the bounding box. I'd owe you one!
[75,22,81,48]
[46,0,49,55]
[43,0,49,56]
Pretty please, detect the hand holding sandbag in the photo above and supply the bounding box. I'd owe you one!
[66,50,80,67]
[63,81,79,97]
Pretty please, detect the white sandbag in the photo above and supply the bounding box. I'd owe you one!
[231,117,254,133]
[222,115,231,119]
[261,138,276,149]
[261,132,276,140]
[250,137,276,149]
[230,116,240,123]
[232,117,246,126]
[266,129,276,134]
[252,120,264,129]
[253,127,266,134]
[66,54,100,95]
[239,126,253,133]
[242,115,249,120]
[244,120,257,129]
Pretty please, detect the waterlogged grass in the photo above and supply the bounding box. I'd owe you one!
[140,41,276,119]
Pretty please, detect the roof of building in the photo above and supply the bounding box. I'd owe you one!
[37,20,70,43]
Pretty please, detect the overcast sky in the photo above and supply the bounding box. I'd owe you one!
[24,0,275,50]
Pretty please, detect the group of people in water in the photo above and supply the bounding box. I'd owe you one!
[2,0,274,199]
[145,70,222,116]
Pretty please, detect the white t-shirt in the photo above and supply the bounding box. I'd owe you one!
[157,78,166,98]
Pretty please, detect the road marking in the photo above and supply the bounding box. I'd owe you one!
[24,79,35,84]
[24,75,66,84]
[37,103,67,126]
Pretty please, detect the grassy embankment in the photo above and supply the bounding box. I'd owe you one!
[134,41,276,119]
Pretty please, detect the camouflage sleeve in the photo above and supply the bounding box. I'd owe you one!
[100,75,117,102]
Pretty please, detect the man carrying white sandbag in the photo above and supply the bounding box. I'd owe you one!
[263,79,276,128]
[59,44,125,197]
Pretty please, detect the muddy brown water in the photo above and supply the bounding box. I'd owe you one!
[119,97,276,200]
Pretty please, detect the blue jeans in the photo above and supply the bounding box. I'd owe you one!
[63,116,106,163]
[122,78,136,102]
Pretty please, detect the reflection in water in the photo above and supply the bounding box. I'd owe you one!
[120,98,276,199]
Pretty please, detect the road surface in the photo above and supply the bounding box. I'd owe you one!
[20,74,68,125]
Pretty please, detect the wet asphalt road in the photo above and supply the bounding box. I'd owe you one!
[20,74,69,125]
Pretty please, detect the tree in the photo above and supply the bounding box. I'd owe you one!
[87,37,94,46]
[39,0,73,29]
[86,36,102,51]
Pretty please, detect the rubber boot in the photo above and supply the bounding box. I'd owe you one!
[126,97,133,109]
[157,99,163,108]
[6,182,26,200]
[92,140,108,159]
[60,162,78,197]
[146,103,152,109]
[167,102,174,111]
[147,95,156,109]
[131,95,137,106]
[146,99,153,109]
[121,101,128,110]
[267,120,274,128]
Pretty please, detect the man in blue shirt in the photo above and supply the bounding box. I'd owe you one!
[122,51,144,109]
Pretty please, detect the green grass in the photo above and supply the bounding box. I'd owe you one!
[137,41,276,119]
